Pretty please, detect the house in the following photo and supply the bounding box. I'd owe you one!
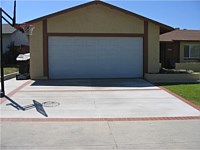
[160,29,200,71]
[2,24,16,53]
[10,29,30,54]
[27,0,174,79]
[2,24,29,54]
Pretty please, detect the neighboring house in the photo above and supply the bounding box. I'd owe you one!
[2,24,16,53]
[2,24,29,54]
[11,30,29,47]
[160,29,200,71]
[27,1,173,79]
[10,30,30,54]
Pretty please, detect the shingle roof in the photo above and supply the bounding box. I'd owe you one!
[160,30,200,42]
[2,24,16,34]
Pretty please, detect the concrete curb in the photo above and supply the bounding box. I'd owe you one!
[2,72,18,81]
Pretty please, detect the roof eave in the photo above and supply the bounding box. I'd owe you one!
[26,1,174,32]
[26,1,96,24]
[174,40,200,42]
[160,39,200,42]
[2,32,13,34]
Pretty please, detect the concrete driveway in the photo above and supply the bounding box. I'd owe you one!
[1,78,200,150]
[0,78,199,119]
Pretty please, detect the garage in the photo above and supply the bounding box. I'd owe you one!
[28,1,173,79]
[48,36,143,79]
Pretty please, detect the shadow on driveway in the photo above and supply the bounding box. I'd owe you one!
[5,96,48,117]
[30,79,155,88]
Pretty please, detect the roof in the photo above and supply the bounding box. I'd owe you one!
[160,30,200,42]
[2,24,16,34]
[26,1,174,34]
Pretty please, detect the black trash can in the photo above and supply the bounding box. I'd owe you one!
[16,53,30,80]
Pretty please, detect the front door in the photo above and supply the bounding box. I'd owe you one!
[160,42,180,69]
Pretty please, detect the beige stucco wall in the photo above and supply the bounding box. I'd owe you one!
[176,63,200,72]
[148,22,160,73]
[47,4,144,34]
[180,41,200,63]
[29,4,162,79]
[30,21,44,79]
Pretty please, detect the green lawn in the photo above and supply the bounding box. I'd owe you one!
[160,83,200,106]
[3,67,19,75]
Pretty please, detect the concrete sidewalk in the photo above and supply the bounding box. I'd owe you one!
[1,120,200,150]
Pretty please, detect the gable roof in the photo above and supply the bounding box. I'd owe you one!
[26,1,174,34]
[160,30,200,42]
[2,24,16,34]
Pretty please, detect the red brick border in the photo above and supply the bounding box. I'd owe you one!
[0,80,32,104]
[159,86,200,111]
[1,116,200,122]
[20,88,161,93]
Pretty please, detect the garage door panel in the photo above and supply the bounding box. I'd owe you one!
[48,36,143,79]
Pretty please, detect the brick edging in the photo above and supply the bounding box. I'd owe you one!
[0,80,32,104]
[159,86,200,111]
[144,79,200,111]
[19,88,161,93]
[1,116,200,122]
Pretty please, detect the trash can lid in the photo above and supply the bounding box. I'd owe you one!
[16,53,30,61]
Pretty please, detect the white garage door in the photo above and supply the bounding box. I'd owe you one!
[48,36,143,79]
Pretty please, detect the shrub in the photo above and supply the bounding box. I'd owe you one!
[159,68,194,74]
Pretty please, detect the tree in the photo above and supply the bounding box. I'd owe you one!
[3,42,19,66]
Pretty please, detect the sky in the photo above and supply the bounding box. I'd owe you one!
[1,0,200,30]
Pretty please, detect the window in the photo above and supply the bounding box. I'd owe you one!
[184,45,200,59]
